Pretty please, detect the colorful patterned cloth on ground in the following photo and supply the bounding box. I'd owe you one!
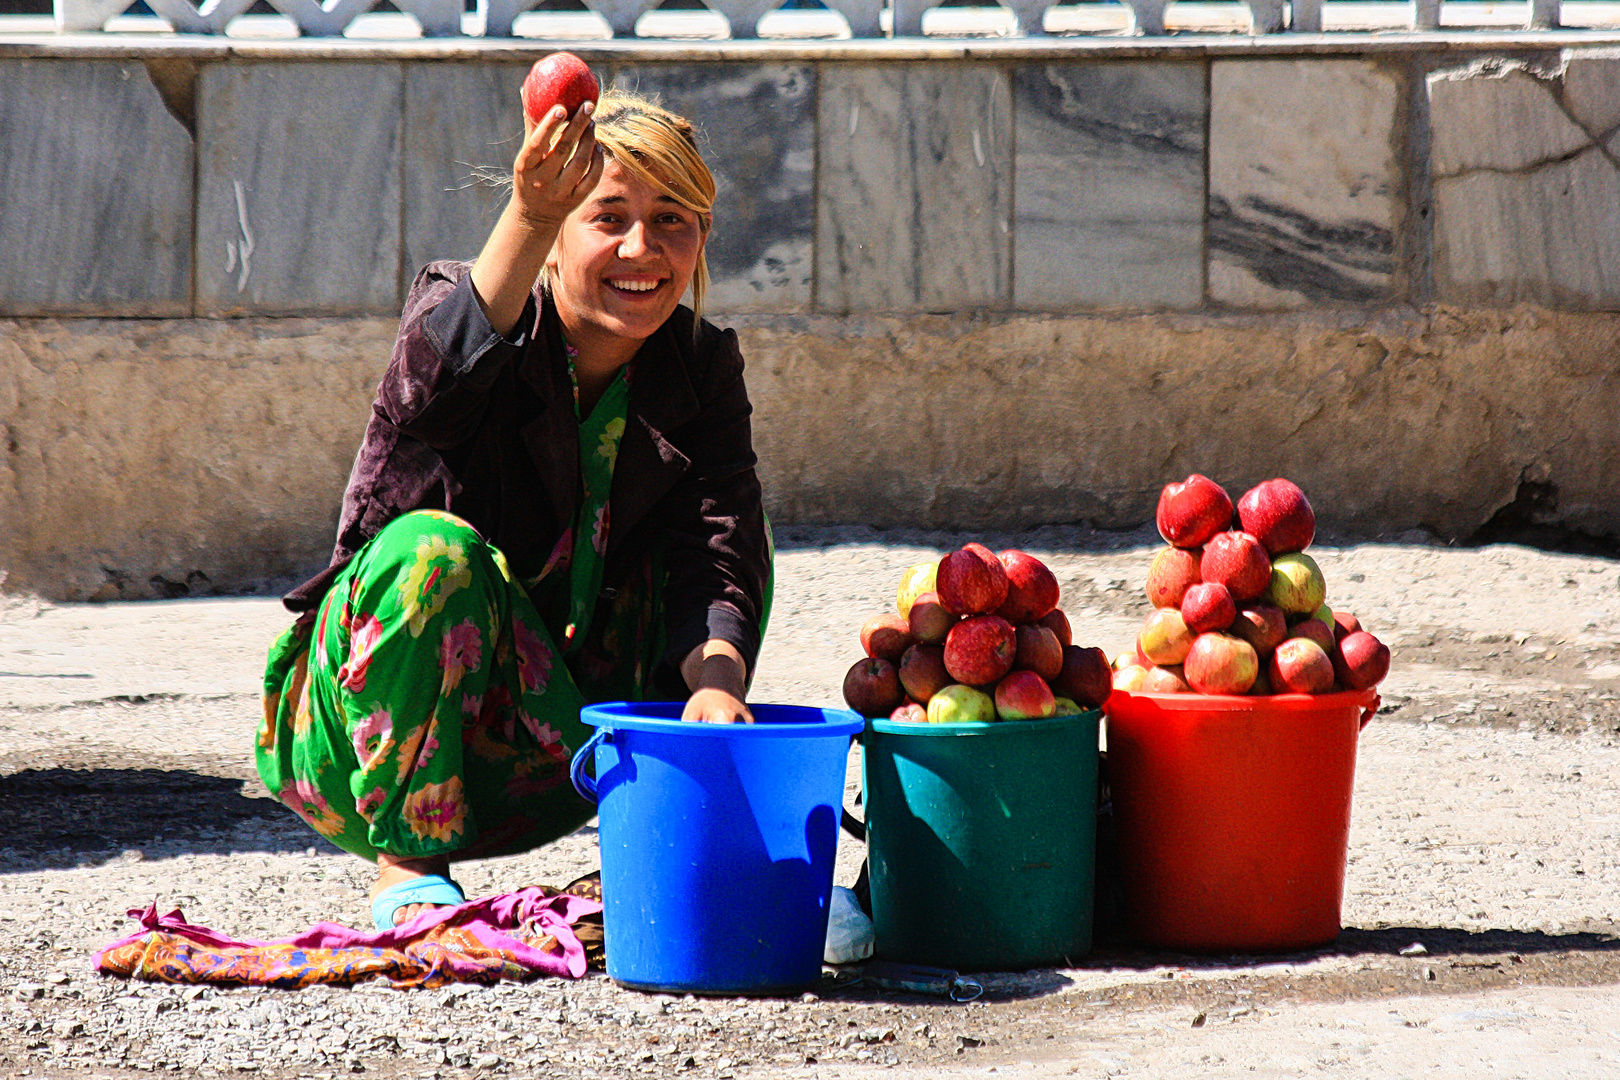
[93,884,605,989]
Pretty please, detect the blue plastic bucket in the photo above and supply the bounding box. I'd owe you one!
[570,702,863,995]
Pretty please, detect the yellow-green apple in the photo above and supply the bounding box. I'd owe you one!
[898,643,952,703]
[936,543,1009,616]
[1200,531,1272,602]
[1333,631,1390,690]
[1139,608,1195,666]
[1142,664,1191,693]
[1037,608,1072,647]
[1268,638,1334,693]
[1113,664,1151,691]
[1230,603,1287,657]
[1286,617,1335,654]
[995,550,1060,623]
[1146,546,1203,609]
[1156,474,1234,549]
[994,670,1058,720]
[1237,478,1315,555]
[1183,632,1259,695]
[1333,610,1362,642]
[1112,651,1136,671]
[843,657,903,716]
[1180,581,1236,634]
[907,591,955,645]
[889,702,927,723]
[1054,645,1112,709]
[1052,696,1084,716]
[1014,624,1064,680]
[860,613,913,662]
[1266,553,1327,615]
[927,683,996,724]
[521,52,600,125]
[943,614,1017,685]
[895,561,939,619]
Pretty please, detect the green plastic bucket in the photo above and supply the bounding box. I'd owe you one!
[862,710,1100,971]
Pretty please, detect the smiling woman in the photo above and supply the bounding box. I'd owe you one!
[254,87,772,930]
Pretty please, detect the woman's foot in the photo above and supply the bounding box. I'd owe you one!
[371,853,457,927]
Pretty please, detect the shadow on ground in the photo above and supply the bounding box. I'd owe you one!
[0,767,322,871]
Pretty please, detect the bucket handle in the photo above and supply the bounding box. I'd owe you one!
[1360,693,1381,731]
[569,727,612,803]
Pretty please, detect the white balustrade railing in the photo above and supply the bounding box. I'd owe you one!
[50,0,1577,37]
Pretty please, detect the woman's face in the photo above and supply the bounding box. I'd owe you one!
[546,156,706,354]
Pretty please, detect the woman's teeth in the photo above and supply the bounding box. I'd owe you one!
[611,279,659,292]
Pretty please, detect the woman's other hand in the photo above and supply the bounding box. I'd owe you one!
[680,639,754,724]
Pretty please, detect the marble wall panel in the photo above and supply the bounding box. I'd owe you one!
[1013,62,1205,312]
[1208,59,1401,309]
[606,63,816,314]
[0,60,193,317]
[403,63,529,279]
[1430,63,1620,309]
[196,63,404,317]
[816,64,1012,314]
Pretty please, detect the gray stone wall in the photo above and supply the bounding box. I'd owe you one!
[3,42,1620,598]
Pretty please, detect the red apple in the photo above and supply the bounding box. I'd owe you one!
[1199,531,1272,602]
[1037,608,1072,648]
[1139,608,1195,667]
[1248,666,1274,695]
[898,644,952,703]
[521,52,601,126]
[1287,617,1336,654]
[942,614,1017,686]
[1268,638,1335,694]
[860,613,912,662]
[1142,664,1191,693]
[843,657,903,717]
[1230,603,1288,657]
[1113,664,1151,691]
[1014,624,1064,680]
[1237,478,1316,555]
[907,591,955,645]
[1053,644,1112,709]
[1156,474,1234,549]
[994,670,1057,720]
[995,550,1060,623]
[889,702,927,723]
[1183,632,1259,695]
[1180,581,1236,635]
[1334,631,1390,690]
[1145,546,1203,609]
[936,543,1009,616]
[1333,610,1363,642]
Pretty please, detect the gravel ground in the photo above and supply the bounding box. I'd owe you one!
[2,525,1619,1079]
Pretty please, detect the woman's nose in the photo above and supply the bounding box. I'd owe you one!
[618,221,653,259]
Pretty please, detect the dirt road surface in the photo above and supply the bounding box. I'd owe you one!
[2,525,1618,1079]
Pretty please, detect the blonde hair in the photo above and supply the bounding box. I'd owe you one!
[582,91,716,322]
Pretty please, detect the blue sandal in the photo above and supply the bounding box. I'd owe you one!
[371,874,466,930]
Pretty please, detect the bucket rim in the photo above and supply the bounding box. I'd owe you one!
[581,701,864,738]
[1103,687,1377,715]
[866,708,1101,737]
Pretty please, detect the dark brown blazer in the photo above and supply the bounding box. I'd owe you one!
[285,261,771,695]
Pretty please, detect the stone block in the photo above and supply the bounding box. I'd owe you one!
[0,59,193,317]
[403,63,528,274]
[1013,62,1204,312]
[816,64,1012,314]
[196,63,404,317]
[1430,62,1620,309]
[1209,59,1400,308]
[606,63,816,314]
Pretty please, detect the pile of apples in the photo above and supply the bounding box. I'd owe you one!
[1115,475,1391,697]
[842,546,1114,723]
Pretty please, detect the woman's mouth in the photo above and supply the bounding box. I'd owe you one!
[608,278,663,295]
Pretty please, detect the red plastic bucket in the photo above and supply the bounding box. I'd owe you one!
[1103,688,1379,952]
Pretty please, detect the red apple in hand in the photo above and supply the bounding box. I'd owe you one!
[1037,608,1072,647]
[1333,631,1390,690]
[1014,624,1064,680]
[843,657,903,716]
[1237,478,1316,555]
[907,591,955,645]
[521,52,601,125]
[1145,546,1203,609]
[936,543,1010,616]
[1157,474,1234,549]
[1180,581,1236,634]
[996,550,1060,623]
[1200,531,1272,602]
[1230,603,1288,657]
[1268,638,1335,694]
[1183,632,1259,695]
[860,613,913,662]
[898,644,952,703]
[1053,645,1113,708]
[994,670,1057,720]
[943,614,1017,685]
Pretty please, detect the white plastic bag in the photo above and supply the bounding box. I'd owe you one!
[823,885,874,965]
